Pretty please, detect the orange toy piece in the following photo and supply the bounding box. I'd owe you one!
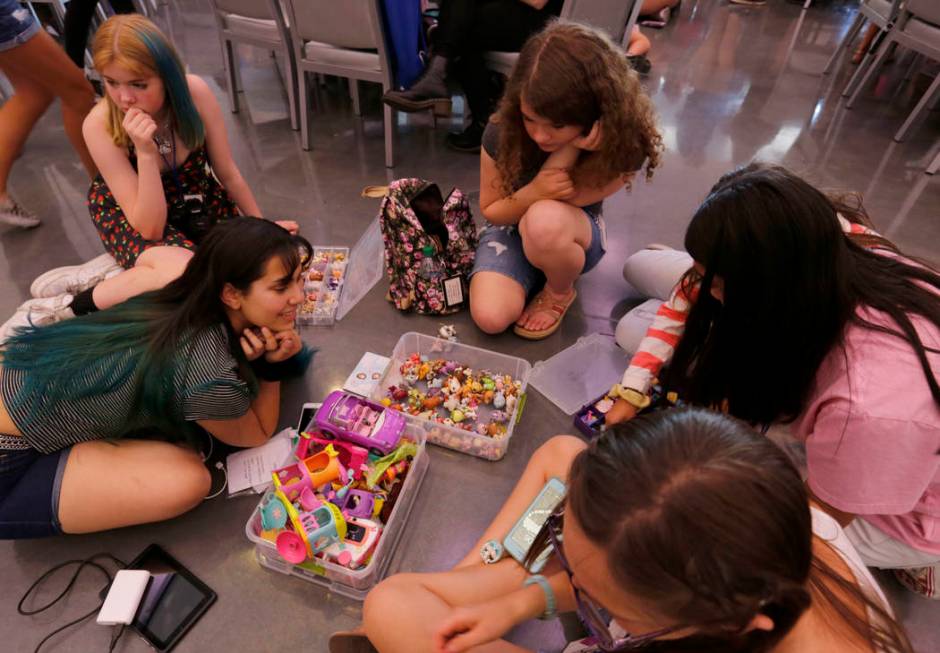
[422,395,443,410]
[303,449,342,488]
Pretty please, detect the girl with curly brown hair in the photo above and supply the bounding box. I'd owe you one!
[469,21,662,340]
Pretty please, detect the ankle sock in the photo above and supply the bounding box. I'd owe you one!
[70,287,99,316]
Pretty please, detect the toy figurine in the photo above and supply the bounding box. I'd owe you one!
[439,324,458,342]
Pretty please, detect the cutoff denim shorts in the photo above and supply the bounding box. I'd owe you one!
[0,444,70,538]
[0,0,40,53]
[471,208,607,296]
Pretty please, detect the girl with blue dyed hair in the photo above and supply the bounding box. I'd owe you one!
[0,217,312,538]
[0,14,298,339]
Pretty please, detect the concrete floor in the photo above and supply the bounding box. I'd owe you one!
[1,0,938,651]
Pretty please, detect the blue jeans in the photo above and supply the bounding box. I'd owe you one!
[0,446,70,538]
[471,208,607,296]
[0,0,40,52]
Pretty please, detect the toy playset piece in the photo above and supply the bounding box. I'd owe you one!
[322,516,383,569]
[315,390,405,456]
[296,247,349,326]
[296,433,370,481]
[573,384,683,438]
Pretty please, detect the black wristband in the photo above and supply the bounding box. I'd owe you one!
[251,347,314,382]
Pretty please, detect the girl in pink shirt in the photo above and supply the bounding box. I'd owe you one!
[608,164,940,599]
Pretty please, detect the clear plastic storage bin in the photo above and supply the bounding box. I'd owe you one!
[528,332,630,415]
[296,246,350,326]
[244,419,429,601]
[370,332,531,461]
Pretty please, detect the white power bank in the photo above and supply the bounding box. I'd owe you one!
[97,570,151,626]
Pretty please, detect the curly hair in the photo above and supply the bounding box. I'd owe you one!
[493,20,662,197]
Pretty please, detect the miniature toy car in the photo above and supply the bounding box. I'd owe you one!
[315,390,405,456]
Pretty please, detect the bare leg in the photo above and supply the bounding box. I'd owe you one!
[640,0,679,14]
[627,27,651,57]
[363,437,586,653]
[58,439,210,533]
[91,246,193,310]
[469,271,527,334]
[0,29,96,178]
[517,200,592,331]
[0,66,53,198]
[852,24,878,65]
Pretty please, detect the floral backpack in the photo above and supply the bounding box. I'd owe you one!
[378,178,478,315]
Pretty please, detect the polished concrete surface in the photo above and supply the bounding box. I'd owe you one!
[1,0,938,651]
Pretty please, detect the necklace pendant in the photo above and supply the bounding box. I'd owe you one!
[157,140,172,156]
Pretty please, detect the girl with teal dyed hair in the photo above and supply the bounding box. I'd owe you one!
[0,217,312,538]
[0,14,299,341]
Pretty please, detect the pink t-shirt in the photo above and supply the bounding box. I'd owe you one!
[795,304,940,555]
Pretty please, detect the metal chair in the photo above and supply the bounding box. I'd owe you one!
[846,0,940,143]
[822,0,904,99]
[483,0,644,77]
[282,0,396,167]
[208,0,299,130]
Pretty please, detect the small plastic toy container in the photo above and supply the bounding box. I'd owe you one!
[244,419,429,601]
[296,246,350,327]
[370,332,531,461]
[528,333,629,415]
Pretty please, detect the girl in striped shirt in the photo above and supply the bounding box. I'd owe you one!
[0,217,311,538]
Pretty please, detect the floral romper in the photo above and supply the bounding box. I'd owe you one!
[87,144,238,269]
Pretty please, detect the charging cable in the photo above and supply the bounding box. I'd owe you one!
[18,553,127,653]
[204,460,228,500]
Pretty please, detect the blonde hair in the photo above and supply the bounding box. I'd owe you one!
[92,15,204,150]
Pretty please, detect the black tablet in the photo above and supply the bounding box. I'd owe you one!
[126,544,216,652]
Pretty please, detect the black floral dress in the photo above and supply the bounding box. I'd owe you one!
[87,145,238,269]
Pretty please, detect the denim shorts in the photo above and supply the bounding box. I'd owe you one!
[471,208,607,296]
[0,0,40,53]
[0,445,70,538]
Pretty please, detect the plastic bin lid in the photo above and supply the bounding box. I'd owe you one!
[529,333,630,415]
[337,218,385,321]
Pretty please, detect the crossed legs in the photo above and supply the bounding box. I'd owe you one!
[363,436,586,653]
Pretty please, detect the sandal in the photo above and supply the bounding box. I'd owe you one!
[329,631,378,653]
[513,288,577,340]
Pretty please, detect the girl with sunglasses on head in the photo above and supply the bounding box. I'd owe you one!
[0,14,298,341]
[0,218,311,539]
[607,163,940,599]
[352,409,912,653]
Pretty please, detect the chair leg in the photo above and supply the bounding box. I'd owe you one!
[823,13,863,76]
[842,25,888,98]
[803,0,811,9]
[277,47,299,131]
[223,39,239,114]
[927,148,940,175]
[383,102,395,168]
[846,34,892,108]
[299,70,312,151]
[895,72,940,142]
[349,79,362,116]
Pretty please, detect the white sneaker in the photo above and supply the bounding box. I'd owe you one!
[0,197,40,229]
[0,294,75,345]
[30,253,122,298]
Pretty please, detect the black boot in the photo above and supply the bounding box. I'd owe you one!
[382,56,452,116]
[445,121,485,153]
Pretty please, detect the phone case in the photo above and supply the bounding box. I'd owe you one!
[502,477,566,571]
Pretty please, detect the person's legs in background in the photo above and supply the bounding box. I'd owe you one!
[63,0,135,69]
[0,27,96,228]
[846,518,940,600]
[445,0,557,152]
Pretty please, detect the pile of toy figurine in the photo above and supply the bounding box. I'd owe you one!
[381,353,523,438]
[255,430,416,570]
[297,248,347,325]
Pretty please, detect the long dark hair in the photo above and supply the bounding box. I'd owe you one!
[666,164,940,425]
[561,409,912,652]
[3,218,311,443]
